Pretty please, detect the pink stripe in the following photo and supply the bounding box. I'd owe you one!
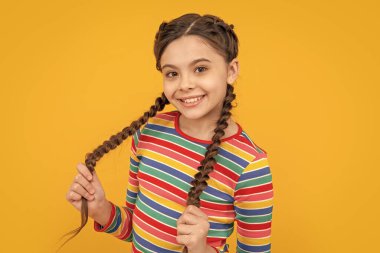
[234,190,273,202]
[139,141,200,168]
[139,177,187,206]
[133,214,178,244]
[200,207,235,219]
[228,138,256,155]
[156,113,175,121]
[140,141,236,188]
[237,226,271,238]
[129,176,138,184]
[208,169,235,189]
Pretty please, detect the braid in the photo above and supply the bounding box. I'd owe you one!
[182,83,236,253]
[58,92,170,251]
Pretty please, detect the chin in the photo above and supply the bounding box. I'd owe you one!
[178,108,213,120]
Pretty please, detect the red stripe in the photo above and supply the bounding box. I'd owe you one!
[129,170,138,179]
[132,243,142,253]
[138,172,188,199]
[234,183,273,196]
[126,203,135,210]
[237,220,272,230]
[134,207,177,236]
[200,200,234,211]
[140,135,240,181]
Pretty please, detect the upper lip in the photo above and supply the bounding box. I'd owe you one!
[177,94,205,100]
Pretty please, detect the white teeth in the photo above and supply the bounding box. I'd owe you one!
[183,96,203,103]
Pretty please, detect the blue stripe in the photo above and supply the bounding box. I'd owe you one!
[106,207,122,233]
[234,206,273,216]
[138,191,181,219]
[209,221,234,230]
[203,186,234,202]
[130,157,139,166]
[141,156,193,184]
[219,148,248,167]
[146,123,177,136]
[133,230,179,253]
[127,190,137,198]
[239,167,270,181]
[237,240,271,252]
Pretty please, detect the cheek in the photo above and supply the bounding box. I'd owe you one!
[163,84,175,101]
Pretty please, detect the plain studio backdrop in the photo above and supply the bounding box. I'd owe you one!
[0,0,378,252]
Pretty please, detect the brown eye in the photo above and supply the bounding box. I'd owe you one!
[195,66,207,73]
[166,72,177,78]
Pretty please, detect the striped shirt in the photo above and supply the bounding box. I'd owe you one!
[94,110,274,253]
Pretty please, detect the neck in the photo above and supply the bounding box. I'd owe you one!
[178,109,236,141]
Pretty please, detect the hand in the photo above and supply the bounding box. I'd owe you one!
[176,205,210,253]
[66,162,110,223]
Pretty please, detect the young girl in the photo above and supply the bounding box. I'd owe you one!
[65,13,274,253]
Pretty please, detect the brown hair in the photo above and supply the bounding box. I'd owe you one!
[59,13,239,252]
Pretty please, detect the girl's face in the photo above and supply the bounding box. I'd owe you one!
[160,35,239,121]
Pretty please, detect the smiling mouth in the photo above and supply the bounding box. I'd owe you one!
[178,95,205,103]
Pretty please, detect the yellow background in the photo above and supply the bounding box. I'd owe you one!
[0,0,379,252]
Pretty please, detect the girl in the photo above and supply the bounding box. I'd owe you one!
[65,13,274,253]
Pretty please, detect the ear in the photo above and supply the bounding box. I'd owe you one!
[226,58,239,84]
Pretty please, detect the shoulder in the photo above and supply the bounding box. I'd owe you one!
[130,111,176,146]
[230,125,268,163]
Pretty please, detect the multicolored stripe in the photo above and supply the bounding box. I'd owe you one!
[94,110,274,252]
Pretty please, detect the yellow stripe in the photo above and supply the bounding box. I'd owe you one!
[206,176,234,196]
[150,117,175,128]
[244,158,269,173]
[130,152,140,163]
[237,234,271,245]
[127,184,139,194]
[221,142,255,161]
[235,198,274,209]
[139,183,185,213]
[133,220,179,249]
[142,149,197,177]
[108,206,128,237]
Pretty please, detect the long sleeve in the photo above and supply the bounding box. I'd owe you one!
[93,127,142,242]
[233,154,274,253]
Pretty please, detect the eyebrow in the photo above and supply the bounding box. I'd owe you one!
[161,58,211,71]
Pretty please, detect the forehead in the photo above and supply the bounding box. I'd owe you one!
[160,35,224,67]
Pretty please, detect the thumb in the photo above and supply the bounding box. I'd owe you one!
[90,171,103,188]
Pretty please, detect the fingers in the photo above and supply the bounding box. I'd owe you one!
[176,234,191,246]
[75,173,95,193]
[70,182,94,201]
[66,190,82,202]
[176,223,192,235]
[177,212,198,226]
[76,162,93,181]
[184,205,208,219]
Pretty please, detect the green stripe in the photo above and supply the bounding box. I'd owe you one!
[136,196,177,227]
[105,205,121,233]
[144,128,205,154]
[235,174,272,191]
[144,128,245,175]
[139,163,190,192]
[126,195,136,204]
[208,226,234,237]
[129,163,139,173]
[236,213,272,223]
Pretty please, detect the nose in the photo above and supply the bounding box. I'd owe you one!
[178,73,195,90]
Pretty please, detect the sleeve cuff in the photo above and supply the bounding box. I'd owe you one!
[93,201,116,232]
